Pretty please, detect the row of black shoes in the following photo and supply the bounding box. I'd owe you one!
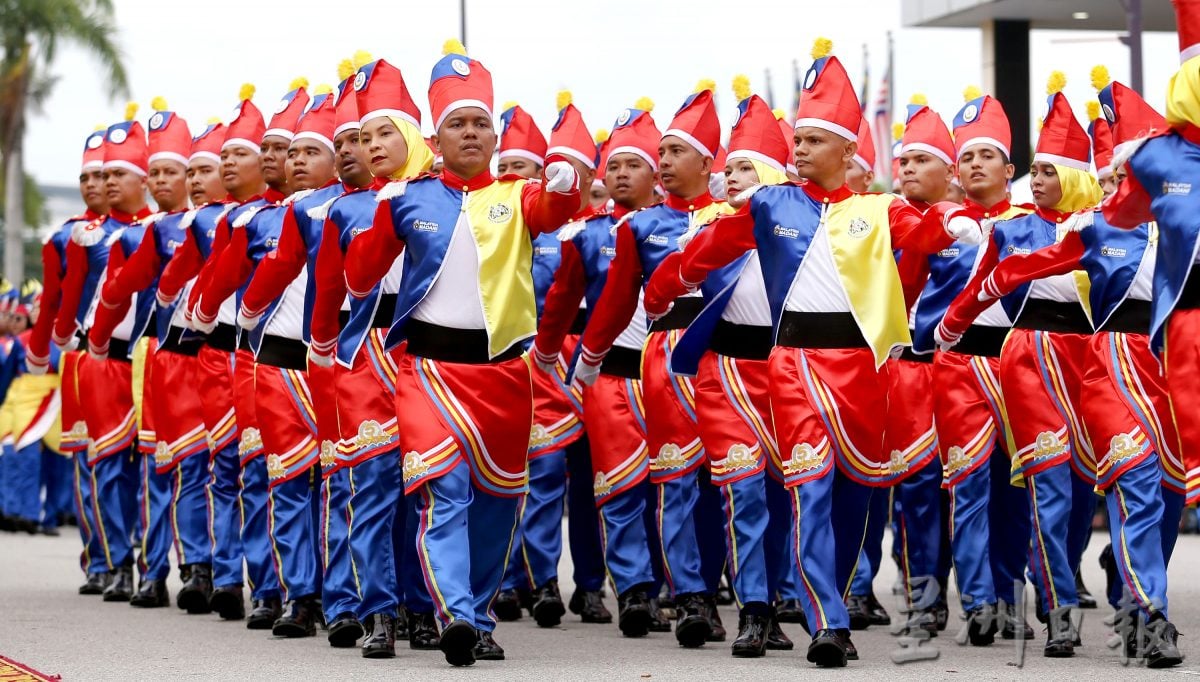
[494,579,613,628]
[0,512,67,536]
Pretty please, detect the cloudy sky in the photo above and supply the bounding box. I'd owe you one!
[24,0,1180,188]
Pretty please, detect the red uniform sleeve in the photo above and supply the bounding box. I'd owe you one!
[28,240,65,362]
[521,181,581,236]
[533,240,587,355]
[196,227,252,324]
[1102,171,1156,228]
[344,201,405,299]
[101,229,161,306]
[940,239,1001,336]
[240,206,308,317]
[897,250,931,313]
[157,229,202,306]
[187,221,231,316]
[678,209,756,287]
[889,198,956,254]
[985,231,1085,298]
[88,247,132,352]
[52,241,89,345]
[309,220,347,355]
[579,223,644,355]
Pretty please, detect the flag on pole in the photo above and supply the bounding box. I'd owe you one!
[860,44,870,113]
[872,32,894,186]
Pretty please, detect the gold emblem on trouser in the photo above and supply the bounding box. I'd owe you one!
[529,424,551,449]
[402,451,430,482]
[154,441,171,466]
[1109,433,1141,464]
[652,443,686,471]
[355,420,390,449]
[239,428,262,456]
[1031,431,1066,460]
[593,472,612,497]
[944,446,970,475]
[319,441,337,468]
[783,443,823,476]
[725,444,756,470]
[266,454,285,479]
[65,421,88,442]
[888,449,908,475]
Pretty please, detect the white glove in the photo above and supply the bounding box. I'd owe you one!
[237,307,262,332]
[24,355,49,376]
[708,172,728,200]
[645,300,674,322]
[571,358,601,391]
[192,302,218,335]
[933,322,962,352]
[544,161,578,194]
[307,347,334,369]
[87,340,108,362]
[53,333,79,353]
[944,212,987,246]
[530,343,559,375]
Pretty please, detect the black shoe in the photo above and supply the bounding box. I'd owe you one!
[865,590,891,626]
[176,564,214,614]
[1044,606,1076,658]
[493,589,523,622]
[531,579,567,628]
[837,628,859,660]
[1075,567,1097,609]
[439,620,478,667]
[473,631,505,661]
[1144,614,1184,668]
[395,604,410,641]
[647,598,673,632]
[273,597,319,637]
[900,608,939,637]
[247,597,282,629]
[674,593,712,648]
[617,587,652,637]
[359,613,394,657]
[102,566,134,602]
[775,598,804,623]
[78,572,108,595]
[328,611,365,649]
[1099,544,1119,610]
[932,595,949,631]
[844,594,871,631]
[130,578,169,607]
[806,629,847,667]
[408,610,441,650]
[997,600,1034,640]
[209,585,245,620]
[966,604,999,646]
[703,594,726,642]
[731,610,769,658]
[715,573,735,605]
[766,613,794,650]
[40,525,60,536]
[569,589,613,623]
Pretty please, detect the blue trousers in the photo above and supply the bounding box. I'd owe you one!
[414,464,521,632]
[171,453,211,567]
[92,449,140,569]
[268,467,320,601]
[400,494,434,613]
[655,468,706,596]
[74,452,107,574]
[695,468,728,593]
[322,468,360,618]
[1026,464,1094,612]
[503,449,567,591]
[347,452,404,619]
[989,451,1030,605]
[641,483,666,596]
[137,456,175,581]
[790,468,874,631]
[850,488,890,596]
[599,480,656,595]
[5,441,44,523]
[1105,456,1182,618]
[41,449,74,528]
[765,475,801,601]
[719,471,771,606]
[240,457,279,600]
[208,441,243,588]
[565,436,607,593]
[895,457,944,608]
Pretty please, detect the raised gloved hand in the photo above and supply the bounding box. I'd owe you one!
[944,210,987,246]
[708,171,728,200]
[934,321,962,352]
[570,345,605,391]
[307,346,334,369]
[544,161,578,194]
[191,300,218,335]
[237,305,263,332]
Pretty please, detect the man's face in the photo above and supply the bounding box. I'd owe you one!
[657,136,710,197]
[147,159,187,212]
[186,158,223,206]
[359,117,410,179]
[898,151,953,204]
[1099,172,1119,198]
[333,129,371,188]
[844,160,873,193]
[604,152,656,209]
[589,181,610,209]
[793,127,854,185]
[724,158,760,198]
[286,139,336,191]
[496,156,540,179]
[220,145,264,197]
[102,167,147,213]
[438,107,498,180]
[78,168,107,214]
[259,135,291,188]
[956,144,1014,201]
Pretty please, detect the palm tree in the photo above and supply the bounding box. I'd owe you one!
[0,0,129,282]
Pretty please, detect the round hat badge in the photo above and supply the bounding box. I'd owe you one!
[109,128,127,144]
[451,58,470,76]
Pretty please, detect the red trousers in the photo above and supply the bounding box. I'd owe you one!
[1163,309,1200,503]
[59,351,88,452]
[76,354,136,465]
[641,330,704,482]
[693,352,774,486]
[884,358,939,485]
[196,346,238,455]
[584,374,647,506]
[333,329,400,470]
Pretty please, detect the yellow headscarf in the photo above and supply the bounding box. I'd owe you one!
[1051,163,1103,213]
[1167,57,1200,129]
[745,158,788,187]
[386,115,434,180]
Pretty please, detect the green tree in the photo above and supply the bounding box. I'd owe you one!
[0,0,129,282]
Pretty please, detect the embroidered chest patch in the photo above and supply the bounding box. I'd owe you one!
[487,203,513,223]
[847,217,872,238]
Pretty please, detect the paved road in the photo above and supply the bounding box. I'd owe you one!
[1,526,1197,680]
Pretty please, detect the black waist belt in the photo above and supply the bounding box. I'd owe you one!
[256,335,309,371]
[710,320,773,360]
[954,324,1010,358]
[238,333,252,353]
[206,323,238,353]
[338,293,398,331]
[776,312,867,349]
[404,319,523,364]
[1176,274,1200,311]
[601,346,641,379]
[160,328,204,357]
[568,308,588,336]
[897,347,933,364]
[1100,300,1152,334]
[1014,300,1093,335]
[108,338,131,363]
[649,297,705,332]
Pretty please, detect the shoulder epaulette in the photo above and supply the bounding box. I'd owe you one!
[232,205,264,229]
[104,227,127,247]
[283,188,316,206]
[140,212,166,227]
[376,180,409,202]
[308,197,339,221]
[557,219,588,242]
[70,217,107,247]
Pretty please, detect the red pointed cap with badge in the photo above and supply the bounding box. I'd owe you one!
[146,97,191,167]
[498,103,547,165]
[354,57,421,130]
[1176,0,1200,62]
[429,39,493,131]
[264,77,310,142]
[81,126,107,172]
[103,103,148,176]
[1098,78,1168,161]
[294,85,337,153]
[773,108,797,174]
[548,91,596,169]
[223,84,266,154]
[900,96,955,167]
[333,52,368,137]
[794,39,862,142]
[853,116,875,173]
[607,97,662,170]
[1034,72,1092,172]
[190,118,225,166]
[593,129,610,184]
[663,80,720,158]
[727,76,791,172]
[951,85,1012,160]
